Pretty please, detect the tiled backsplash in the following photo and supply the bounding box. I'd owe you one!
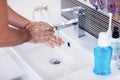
[61,0,120,38]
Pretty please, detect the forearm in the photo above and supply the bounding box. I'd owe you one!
[7,6,31,29]
[5,2,63,47]
[0,26,31,47]
[0,0,31,47]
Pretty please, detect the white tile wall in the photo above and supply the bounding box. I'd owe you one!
[8,0,61,22]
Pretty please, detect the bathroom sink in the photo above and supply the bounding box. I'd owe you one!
[12,26,96,80]
[7,0,98,79]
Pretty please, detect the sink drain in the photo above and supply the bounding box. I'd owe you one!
[49,58,62,65]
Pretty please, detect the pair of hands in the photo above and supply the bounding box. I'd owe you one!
[26,22,64,48]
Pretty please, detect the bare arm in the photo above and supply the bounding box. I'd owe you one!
[0,0,31,47]
[0,0,64,47]
[7,5,31,28]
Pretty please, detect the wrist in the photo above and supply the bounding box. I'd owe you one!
[24,22,36,30]
[22,29,32,42]
[24,22,31,28]
[25,22,41,33]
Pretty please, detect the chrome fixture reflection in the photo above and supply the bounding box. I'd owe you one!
[32,4,50,21]
[49,58,62,65]
[54,6,86,38]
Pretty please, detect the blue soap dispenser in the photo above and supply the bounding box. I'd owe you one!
[93,32,112,75]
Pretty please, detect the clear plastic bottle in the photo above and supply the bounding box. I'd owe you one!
[93,32,112,75]
[110,26,120,61]
[110,26,120,70]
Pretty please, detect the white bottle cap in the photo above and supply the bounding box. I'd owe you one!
[98,32,109,47]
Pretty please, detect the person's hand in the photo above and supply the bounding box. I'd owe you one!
[45,34,64,48]
[26,22,64,47]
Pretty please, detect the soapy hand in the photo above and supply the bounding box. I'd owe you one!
[26,22,64,48]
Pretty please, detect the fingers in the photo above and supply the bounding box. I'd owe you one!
[45,30,54,36]
[27,21,64,48]
[45,35,64,48]
[51,35,64,46]
[32,34,52,43]
[27,22,54,32]
[45,42,54,48]
[37,22,54,31]
[45,25,54,31]
[31,33,64,48]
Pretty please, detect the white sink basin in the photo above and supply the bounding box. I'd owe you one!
[12,26,95,80]
[7,0,120,79]
[6,17,120,80]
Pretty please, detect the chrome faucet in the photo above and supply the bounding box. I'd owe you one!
[54,6,86,38]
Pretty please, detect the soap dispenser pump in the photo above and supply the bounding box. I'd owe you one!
[112,26,119,38]
[106,13,112,40]
[93,32,112,75]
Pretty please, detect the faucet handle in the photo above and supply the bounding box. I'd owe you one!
[34,4,48,11]
[61,6,85,12]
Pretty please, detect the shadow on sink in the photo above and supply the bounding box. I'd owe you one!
[12,32,94,80]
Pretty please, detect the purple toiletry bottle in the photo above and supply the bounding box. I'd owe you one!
[89,0,97,5]
[107,0,116,14]
[97,0,106,10]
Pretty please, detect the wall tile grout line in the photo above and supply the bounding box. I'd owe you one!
[61,0,120,38]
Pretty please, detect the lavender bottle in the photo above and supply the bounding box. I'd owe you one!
[107,0,116,14]
[89,0,97,5]
[97,0,106,10]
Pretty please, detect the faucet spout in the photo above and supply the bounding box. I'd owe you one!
[54,18,78,30]
[54,6,86,38]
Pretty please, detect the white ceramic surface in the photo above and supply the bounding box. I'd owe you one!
[12,26,94,80]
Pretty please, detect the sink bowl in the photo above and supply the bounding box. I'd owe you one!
[12,27,95,80]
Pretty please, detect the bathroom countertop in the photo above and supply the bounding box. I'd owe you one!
[56,62,120,80]
[0,48,24,80]
[58,25,97,54]
[9,15,120,80]
[54,21,120,80]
